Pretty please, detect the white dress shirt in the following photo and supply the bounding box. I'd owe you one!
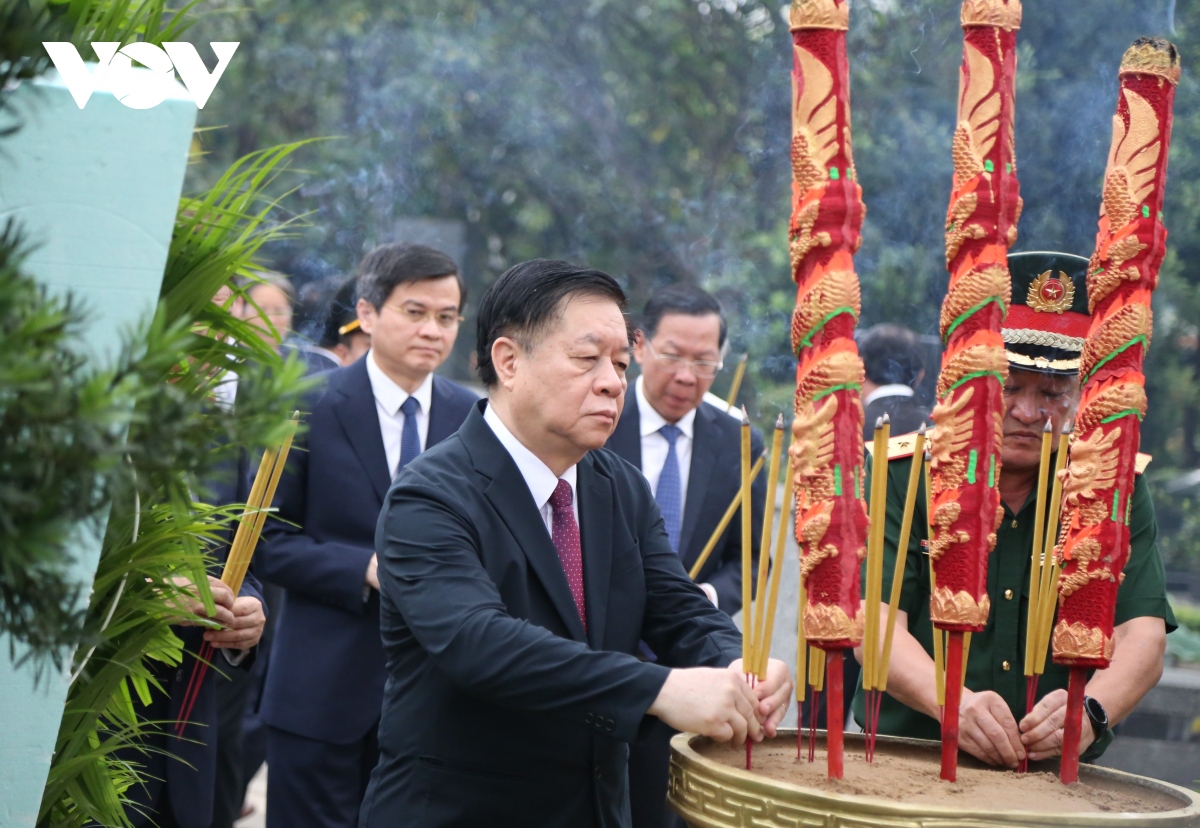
[863,383,915,407]
[636,376,696,517]
[483,402,579,534]
[366,349,434,478]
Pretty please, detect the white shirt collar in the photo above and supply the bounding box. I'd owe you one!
[366,348,434,417]
[483,401,578,511]
[863,383,915,407]
[635,375,696,440]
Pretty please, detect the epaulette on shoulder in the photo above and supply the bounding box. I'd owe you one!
[1136,452,1152,475]
[863,433,923,460]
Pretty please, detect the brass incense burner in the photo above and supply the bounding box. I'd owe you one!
[668,730,1200,827]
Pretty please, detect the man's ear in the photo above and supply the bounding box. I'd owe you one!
[491,336,521,390]
[356,298,376,336]
[632,329,647,365]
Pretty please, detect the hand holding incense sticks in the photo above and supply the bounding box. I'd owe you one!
[1055,37,1180,786]
[176,414,300,735]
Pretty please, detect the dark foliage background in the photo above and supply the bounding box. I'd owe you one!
[184,0,1200,565]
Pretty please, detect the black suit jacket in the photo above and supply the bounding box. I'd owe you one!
[257,356,477,743]
[358,401,743,828]
[862,392,929,441]
[605,392,766,614]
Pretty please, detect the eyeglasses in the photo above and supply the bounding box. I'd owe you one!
[644,340,723,379]
[384,303,464,330]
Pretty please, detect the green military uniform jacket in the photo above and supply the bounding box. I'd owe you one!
[852,450,1176,760]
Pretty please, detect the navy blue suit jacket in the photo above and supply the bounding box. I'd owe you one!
[605,392,766,614]
[358,401,743,828]
[127,449,265,828]
[257,356,477,743]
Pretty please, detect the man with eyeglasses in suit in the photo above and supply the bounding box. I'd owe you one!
[606,284,766,828]
[256,242,477,828]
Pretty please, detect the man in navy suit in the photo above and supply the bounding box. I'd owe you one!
[358,260,792,828]
[605,284,766,828]
[257,243,478,828]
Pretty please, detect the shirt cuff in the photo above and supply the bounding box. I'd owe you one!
[700,583,719,608]
[221,648,249,667]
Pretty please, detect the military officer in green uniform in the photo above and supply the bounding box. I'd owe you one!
[853,251,1176,769]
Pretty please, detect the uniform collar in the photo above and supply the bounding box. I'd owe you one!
[366,348,433,417]
[635,375,696,440]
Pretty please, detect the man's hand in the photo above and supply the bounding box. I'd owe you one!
[958,688,1025,768]
[648,667,762,746]
[171,575,236,628]
[204,596,266,650]
[1020,688,1096,762]
[366,554,381,590]
[727,658,793,737]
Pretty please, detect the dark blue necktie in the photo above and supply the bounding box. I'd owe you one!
[656,424,683,553]
[397,396,422,476]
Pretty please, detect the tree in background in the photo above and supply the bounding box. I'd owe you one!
[192,0,1197,558]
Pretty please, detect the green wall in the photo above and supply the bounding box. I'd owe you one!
[0,69,196,826]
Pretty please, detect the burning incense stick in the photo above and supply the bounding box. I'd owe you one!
[740,407,754,674]
[751,416,786,674]
[1022,422,1054,679]
[862,415,890,757]
[725,353,749,414]
[756,451,795,678]
[873,425,927,759]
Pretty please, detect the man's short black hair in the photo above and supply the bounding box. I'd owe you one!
[858,323,924,386]
[476,259,628,388]
[640,284,727,348]
[355,242,466,310]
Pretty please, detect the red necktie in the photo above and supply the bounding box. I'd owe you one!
[548,479,586,632]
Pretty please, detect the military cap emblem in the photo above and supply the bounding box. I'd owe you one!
[1027,270,1075,314]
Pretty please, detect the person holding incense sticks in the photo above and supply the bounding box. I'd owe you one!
[256,242,478,828]
[851,251,1175,770]
[605,283,766,828]
[360,259,792,828]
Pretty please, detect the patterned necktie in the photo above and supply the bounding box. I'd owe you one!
[397,396,422,476]
[548,479,587,631]
[655,424,683,553]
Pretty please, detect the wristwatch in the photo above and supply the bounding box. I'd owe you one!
[1083,695,1109,741]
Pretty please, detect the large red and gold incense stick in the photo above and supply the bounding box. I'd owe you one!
[928,0,1022,783]
[786,0,868,781]
[1055,38,1179,786]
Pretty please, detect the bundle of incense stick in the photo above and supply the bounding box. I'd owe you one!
[787,0,870,783]
[928,0,1023,783]
[860,415,890,759]
[1055,38,1179,786]
[175,415,299,735]
[741,414,795,770]
[1017,423,1069,773]
[866,423,927,761]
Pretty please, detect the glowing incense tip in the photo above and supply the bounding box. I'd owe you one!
[881,412,890,426]
[1044,419,1053,433]
[741,405,750,426]
[918,421,927,436]
[874,416,884,431]
[775,413,785,430]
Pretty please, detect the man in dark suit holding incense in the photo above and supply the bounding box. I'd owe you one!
[359,259,793,828]
[257,243,477,828]
[605,284,766,828]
